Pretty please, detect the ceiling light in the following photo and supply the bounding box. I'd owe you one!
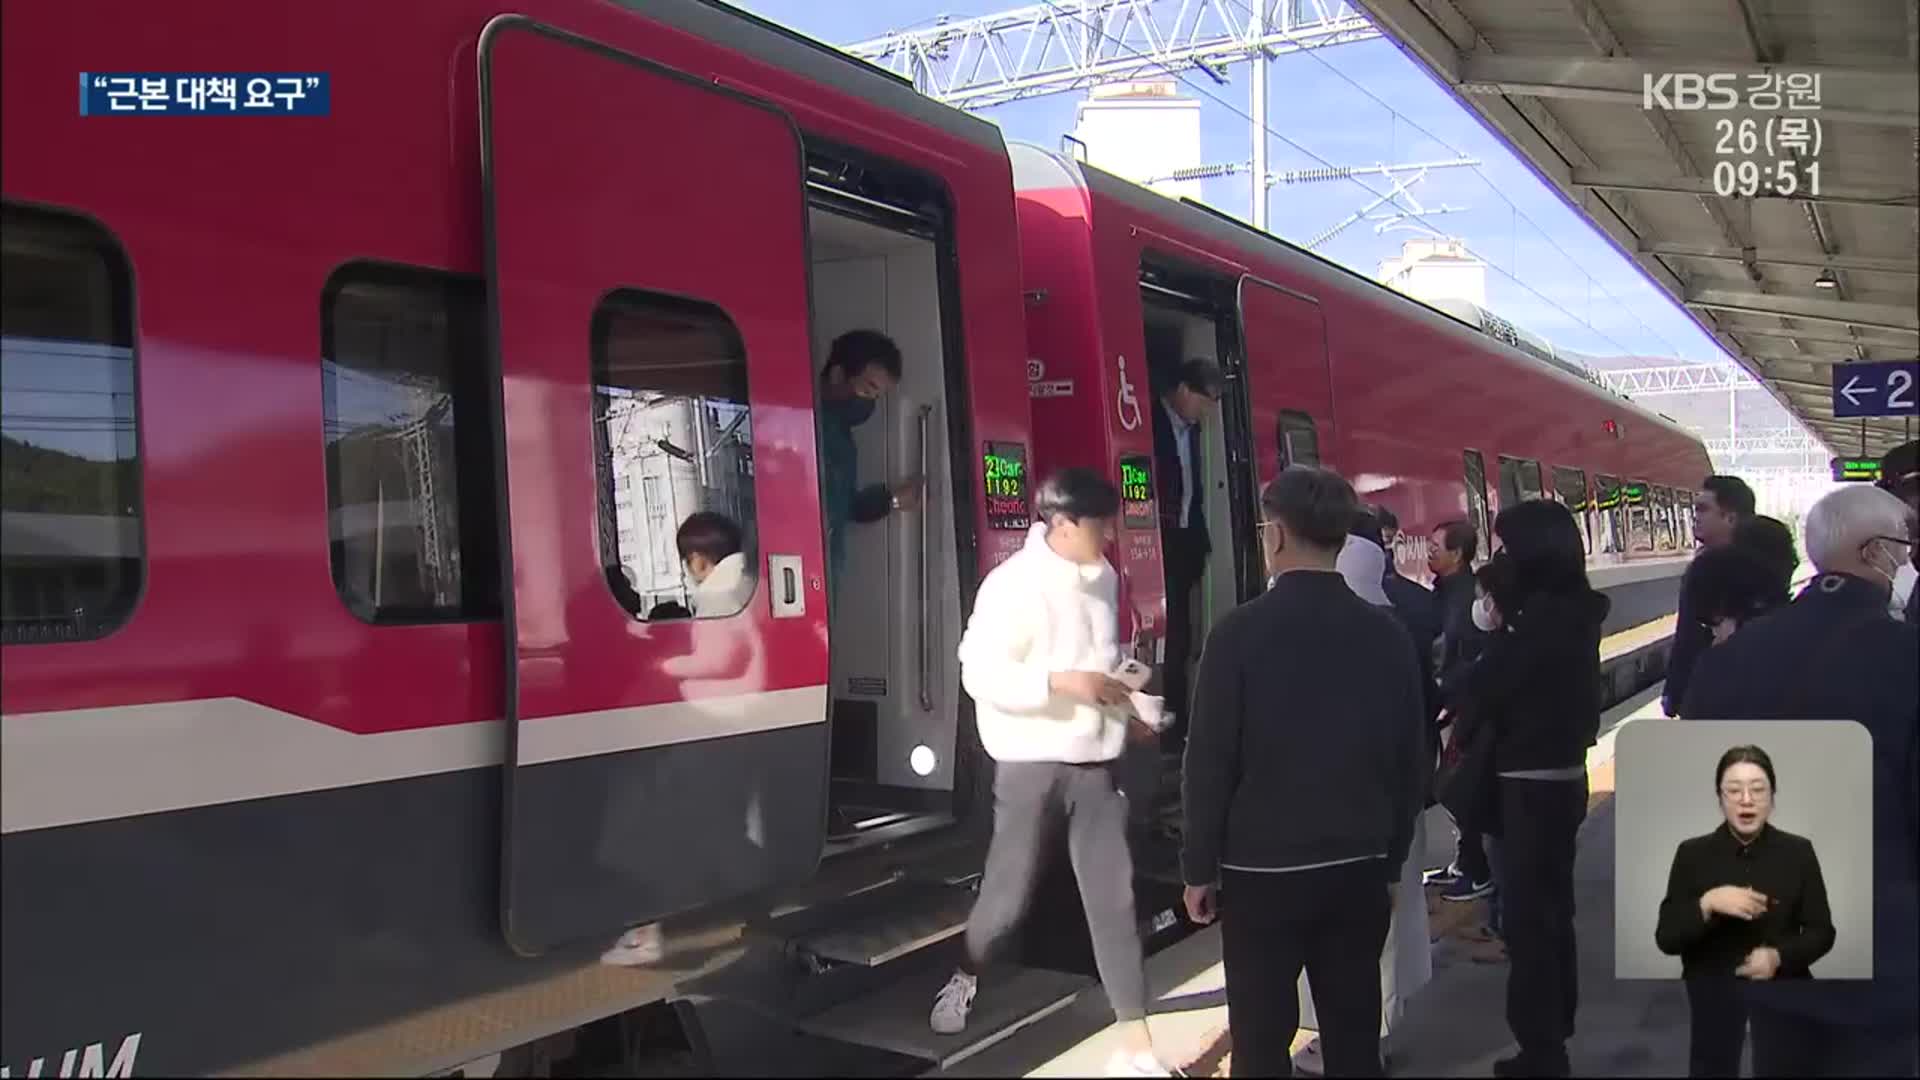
[1813,269,1838,289]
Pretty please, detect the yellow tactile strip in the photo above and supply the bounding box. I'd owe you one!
[213,924,744,1078]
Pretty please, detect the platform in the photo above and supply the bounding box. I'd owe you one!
[945,686,1686,1077]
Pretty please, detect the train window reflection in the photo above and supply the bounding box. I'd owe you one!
[321,264,499,623]
[1552,465,1591,554]
[1277,410,1319,468]
[591,290,757,620]
[0,204,143,645]
[1462,450,1491,563]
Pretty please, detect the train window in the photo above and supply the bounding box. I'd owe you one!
[1462,450,1491,560]
[591,290,756,619]
[1652,486,1675,551]
[1497,454,1545,508]
[1594,473,1624,555]
[0,205,143,645]
[1277,410,1320,468]
[321,264,499,623]
[1625,479,1654,553]
[1551,466,1591,554]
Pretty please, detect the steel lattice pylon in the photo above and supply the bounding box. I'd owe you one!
[842,0,1378,108]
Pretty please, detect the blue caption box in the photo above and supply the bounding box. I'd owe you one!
[80,73,330,116]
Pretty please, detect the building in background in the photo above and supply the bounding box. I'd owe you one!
[1070,81,1202,201]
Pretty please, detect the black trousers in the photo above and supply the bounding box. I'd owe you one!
[1454,819,1491,883]
[1220,861,1391,1078]
[1498,775,1587,1070]
[1684,977,1749,1077]
[1750,1007,1920,1078]
[1160,527,1205,748]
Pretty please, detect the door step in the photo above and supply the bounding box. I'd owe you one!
[760,876,978,968]
[794,963,1091,1070]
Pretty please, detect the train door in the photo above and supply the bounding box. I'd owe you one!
[1237,276,1335,489]
[1137,260,1263,736]
[804,147,974,852]
[480,17,829,952]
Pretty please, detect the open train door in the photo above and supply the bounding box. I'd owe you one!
[480,16,830,953]
[1237,276,1335,487]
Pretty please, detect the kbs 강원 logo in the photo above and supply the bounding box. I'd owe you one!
[1641,73,1740,111]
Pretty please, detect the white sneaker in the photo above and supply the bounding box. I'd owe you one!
[929,970,977,1034]
[1103,1049,1173,1077]
[1291,1037,1324,1077]
[599,923,664,967]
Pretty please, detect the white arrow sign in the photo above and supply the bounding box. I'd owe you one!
[1840,375,1870,406]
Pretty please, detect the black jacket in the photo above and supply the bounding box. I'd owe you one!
[1453,588,1609,774]
[1433,568,1484,708]
[1682,573,1919,1027]
[1663,555,1714,715]
[1655,823,1835,979]
[1150,398,1209,561]
[1181,571,1428,885]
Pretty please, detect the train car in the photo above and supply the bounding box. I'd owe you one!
[1008,143,1716,703]
[0,1,1043,1074]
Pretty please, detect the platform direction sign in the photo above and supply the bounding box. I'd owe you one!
[1831,360,1919,418]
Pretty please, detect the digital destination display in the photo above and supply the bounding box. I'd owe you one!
[983,442,1031,530]
[1832,457,1882,482]
[1119,455,1156,530]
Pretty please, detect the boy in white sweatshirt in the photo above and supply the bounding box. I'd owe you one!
[927,468,1168,1078]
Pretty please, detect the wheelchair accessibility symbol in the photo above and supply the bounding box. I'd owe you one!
[1115,354,1142,432]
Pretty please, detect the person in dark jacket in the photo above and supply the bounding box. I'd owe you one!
[1666,475,1756,716]
[1681,519,1796,646]
[1429,518,1495,901]
[1150,357,1224,753]
[1682,485,1919,1078]
[1180,466,1427,1080]
[1452,499,1609,1078]
[1373,506,1439,674]
[1656,745,1836,1077]
[818,330,922,598]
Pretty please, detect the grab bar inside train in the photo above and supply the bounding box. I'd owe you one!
[917,404,935,713]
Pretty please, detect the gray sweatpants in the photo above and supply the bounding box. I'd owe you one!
[963,759,1148,1022]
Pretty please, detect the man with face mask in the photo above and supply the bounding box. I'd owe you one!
[1879,440,1918,622]
[818,330,923,597]
[1682,485,1920,1076]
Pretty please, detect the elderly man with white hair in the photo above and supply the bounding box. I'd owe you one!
[1682,483,1919,1078]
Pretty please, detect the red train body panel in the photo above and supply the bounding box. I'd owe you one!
[1,2,1710,1073]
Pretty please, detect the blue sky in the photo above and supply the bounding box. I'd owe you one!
[733,0,1735,367]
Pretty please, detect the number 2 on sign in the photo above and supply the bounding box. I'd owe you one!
[1888,368,1915,411]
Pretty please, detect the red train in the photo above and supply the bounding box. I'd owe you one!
[0,0,1710,1074]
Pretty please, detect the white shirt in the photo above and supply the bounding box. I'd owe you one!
[958,523,1127,764]
[1163,400,1196,529]
[691,552,755,618]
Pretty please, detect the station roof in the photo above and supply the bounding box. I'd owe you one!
[1350,0,1919,460]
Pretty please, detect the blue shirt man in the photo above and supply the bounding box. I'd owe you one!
[818,330,920,594]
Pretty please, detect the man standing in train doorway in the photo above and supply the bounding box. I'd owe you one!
[818,330,923,603]
[1150,357,1224,758]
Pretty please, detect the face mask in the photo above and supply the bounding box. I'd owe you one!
[1891,560,1918,619]
[1471,596,1499,633]
[1863,539,1905,589]
[824,394,877,429]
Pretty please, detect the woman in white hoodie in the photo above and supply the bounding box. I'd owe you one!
[927,468,1169,1079]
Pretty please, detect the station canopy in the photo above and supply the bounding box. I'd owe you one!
[1351,0,1919,459]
